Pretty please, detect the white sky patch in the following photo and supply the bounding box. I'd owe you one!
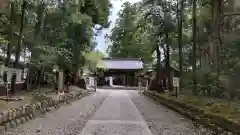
[108,0,141,31]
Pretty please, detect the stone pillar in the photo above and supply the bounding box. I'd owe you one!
[145,79,149,91]
[89,77,94,87]
[109,76,113,86]
[138,78,141,90]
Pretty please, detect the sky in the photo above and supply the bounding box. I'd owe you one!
[95,0,141,56]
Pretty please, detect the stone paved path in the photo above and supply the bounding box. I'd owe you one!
[79,91,152,135]
[3,89,218,135]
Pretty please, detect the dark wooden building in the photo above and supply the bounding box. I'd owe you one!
[96,58,144,87]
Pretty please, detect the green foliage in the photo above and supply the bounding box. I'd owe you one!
[23,0,110,71]
[80,0,111,26]
[32,94,52,102]
[0,35,8,44]
[107,2,154,64]
[84,50,105,72]
[0,0,111,92]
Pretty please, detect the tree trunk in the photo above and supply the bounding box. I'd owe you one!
[21,45,26,80]
[27,3,46,90]
[37,69,41,87]
[26,69,31,91]
[11,1,27,94]
[156,42,163,92]
[212,0,223,80]
[5,2,15,68]
[37,64,44,87]
[192,0,197,94]
[72,71,78,85]
[166,34,172,91]
[178,0,184,92]
[156,44,161,80]
[149,37,164,92]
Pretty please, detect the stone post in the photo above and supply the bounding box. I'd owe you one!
[138,78,141,91]
[94,77,97,91]
[145,79,149,91]
[89,77,94,87]
[109,76,113,86]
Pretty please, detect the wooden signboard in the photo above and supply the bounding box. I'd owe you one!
[173,77,180,87]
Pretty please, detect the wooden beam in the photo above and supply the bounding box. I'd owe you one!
[223,12,240,17]
[0,0,8,8]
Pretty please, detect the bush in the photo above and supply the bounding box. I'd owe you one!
[32,94,52,102]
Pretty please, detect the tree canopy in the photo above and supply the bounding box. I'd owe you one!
[108,0,240,97]
[0,0,111,92]
[107,2,154,64]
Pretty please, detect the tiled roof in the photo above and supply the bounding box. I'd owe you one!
[97,58,144,70]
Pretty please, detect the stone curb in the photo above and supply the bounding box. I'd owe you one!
[143,91,236,134]
[0,90,94,131]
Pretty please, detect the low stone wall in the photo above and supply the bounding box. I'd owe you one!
[0,90,93,132]
[144,91,238,134]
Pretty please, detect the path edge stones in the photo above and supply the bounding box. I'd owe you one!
[0,90,94,133]
[143,91,236,135]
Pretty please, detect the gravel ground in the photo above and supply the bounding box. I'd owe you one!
[128,91,231,135]
[2,89,233,135]
[3,90,110,135]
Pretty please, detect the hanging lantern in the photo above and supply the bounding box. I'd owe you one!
[53,65,59,73]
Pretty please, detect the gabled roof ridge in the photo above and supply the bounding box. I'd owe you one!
[98,58,144,70]
[103,57,142,61]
